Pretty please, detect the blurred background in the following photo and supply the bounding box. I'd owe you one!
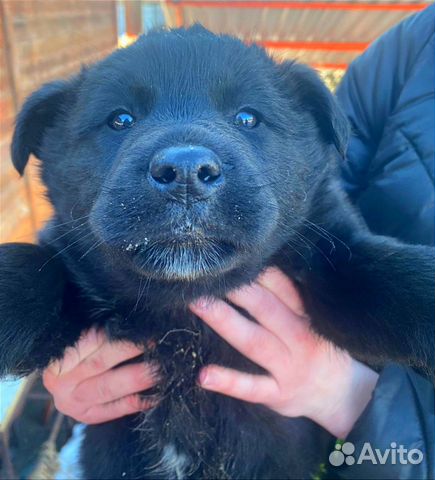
[0,0,429,478]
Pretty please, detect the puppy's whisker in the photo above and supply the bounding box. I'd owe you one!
[261,201,345,255]
[301,218,352,258]
[285,239,312,269]
[38,230,96,272]
[41,214,91,232]
[292,230,337,271]
[78,238,106,261]
[45,221,89,245]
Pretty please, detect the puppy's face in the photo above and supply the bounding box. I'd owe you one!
[12,27,347,283]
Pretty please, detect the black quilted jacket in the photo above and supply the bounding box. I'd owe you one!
[330,6,434,479]
[336,5,434,246]
[333,365,434,479]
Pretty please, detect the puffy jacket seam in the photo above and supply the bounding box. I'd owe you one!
[404,29,434,81]
[384,19,434,135]
[399,127,434,183]
[393,91,434,117]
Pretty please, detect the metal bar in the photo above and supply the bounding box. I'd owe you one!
[166,1,427,11]
[312,62,348,69]
[175,4,185,26]
[260,40,368,51]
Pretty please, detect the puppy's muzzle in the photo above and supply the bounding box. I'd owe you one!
[148,146,223,202]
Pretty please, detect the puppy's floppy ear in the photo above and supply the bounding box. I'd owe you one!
[11,80,73,175]
[278,61,349,157]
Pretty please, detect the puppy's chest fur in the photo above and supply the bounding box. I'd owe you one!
[155,444,190,479]
[92,305,320,479]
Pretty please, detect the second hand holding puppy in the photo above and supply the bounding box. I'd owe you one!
[191,268,379,439]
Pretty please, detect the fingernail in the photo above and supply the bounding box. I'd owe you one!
[48,360,61,376]
[199,368,211,386]
[192,298,209,310]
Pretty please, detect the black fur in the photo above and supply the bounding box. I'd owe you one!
[1,26,434,479]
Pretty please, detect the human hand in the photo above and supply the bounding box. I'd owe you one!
[42,329,158,424]
[191,268,379,438]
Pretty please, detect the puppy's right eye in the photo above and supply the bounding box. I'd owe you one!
[108,110,135,130]
[234,110,259,129]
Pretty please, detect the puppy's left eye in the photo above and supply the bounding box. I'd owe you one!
[234,110,259,129]
[108,110,135,130]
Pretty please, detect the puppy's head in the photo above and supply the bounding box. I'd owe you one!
[12,26,348,283]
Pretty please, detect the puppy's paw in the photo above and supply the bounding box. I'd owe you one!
[0,243,67,376]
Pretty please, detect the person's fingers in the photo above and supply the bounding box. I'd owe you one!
[80,394,156,425]
[42,368,61,394]
[226,282,307,341]
[257,267,306,316]
[190,299,286,372]
[198,365,278,404]
[73,362,159,405]
[46,329,146,382]
[46,328,106,377]
[72,337,145,380]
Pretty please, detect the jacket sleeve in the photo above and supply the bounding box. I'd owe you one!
[335,4,435,200]
[333,364,435,479]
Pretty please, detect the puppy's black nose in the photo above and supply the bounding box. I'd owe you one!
[148,146,223,200]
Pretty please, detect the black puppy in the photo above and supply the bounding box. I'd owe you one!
[1,26,433,479]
